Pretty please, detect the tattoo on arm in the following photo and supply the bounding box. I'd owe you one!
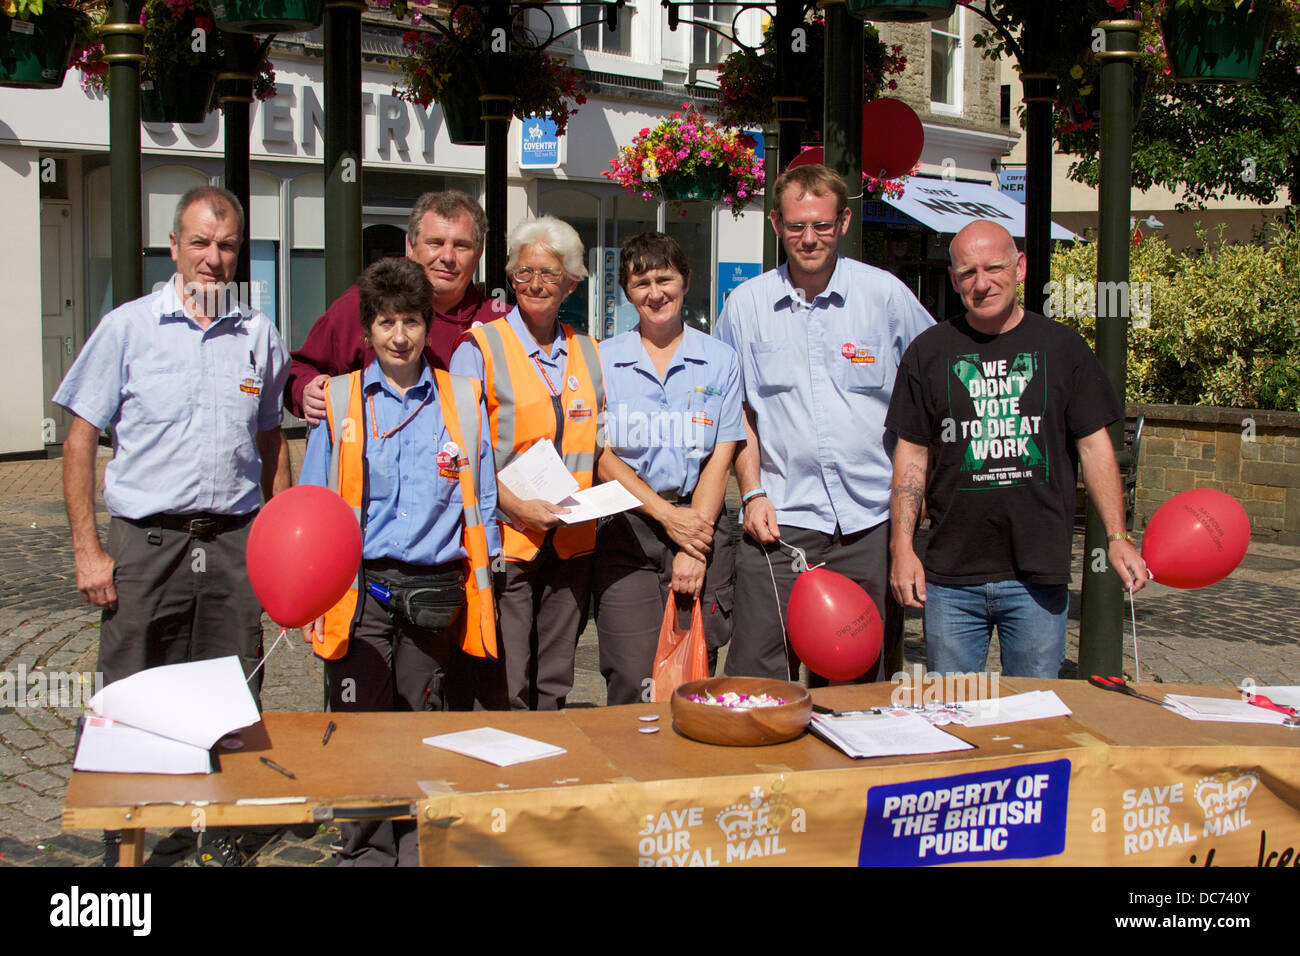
[892,461,927,537]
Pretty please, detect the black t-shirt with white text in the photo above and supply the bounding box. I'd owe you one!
[885,311,1122,586]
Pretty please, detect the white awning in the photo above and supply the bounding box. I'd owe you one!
[883,178,1078,240]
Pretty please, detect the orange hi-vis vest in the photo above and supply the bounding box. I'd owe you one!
[314,368,497,661]
[465,316,604,561]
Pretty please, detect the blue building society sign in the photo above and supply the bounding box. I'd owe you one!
[858,758,1071,866]
[717,261,762,316]
[520,116,561,169]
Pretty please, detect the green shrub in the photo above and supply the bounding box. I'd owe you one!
[1047,226,1300,411]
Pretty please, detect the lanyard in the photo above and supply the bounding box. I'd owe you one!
[368,388,432,440]
[531,353,561,398]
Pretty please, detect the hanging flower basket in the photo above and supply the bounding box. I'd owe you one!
[212,0,323,35]
[439,84,486,146]
[140,70,217,123]
[393,11,585,137]
[1161,2,1273,83]
[658,166,728,202]
[845,0,957,23]
[604,105,764,218]
[0,5,86,89]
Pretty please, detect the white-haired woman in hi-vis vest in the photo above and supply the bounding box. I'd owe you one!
[451,216,714,711]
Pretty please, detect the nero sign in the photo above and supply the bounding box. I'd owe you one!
[858,759,1070,866]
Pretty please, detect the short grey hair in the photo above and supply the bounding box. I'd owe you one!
[506,216,589,282]
[407,189,488,250]
[173,186,245,240]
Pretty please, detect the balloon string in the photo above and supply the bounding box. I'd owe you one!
[762,545,795,681]
[1128,587,1140,684]
[246,627,290,686]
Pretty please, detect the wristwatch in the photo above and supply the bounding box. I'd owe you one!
[1106,532,1134,544]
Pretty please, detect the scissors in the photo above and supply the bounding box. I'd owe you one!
[1088,674,1168,707]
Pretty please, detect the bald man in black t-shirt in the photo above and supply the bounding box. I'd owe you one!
[884,220,1148,678]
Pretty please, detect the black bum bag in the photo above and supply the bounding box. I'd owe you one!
[364,566,466,632]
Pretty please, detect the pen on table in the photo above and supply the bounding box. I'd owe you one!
[259,756,297,780]
[322,720,337,747]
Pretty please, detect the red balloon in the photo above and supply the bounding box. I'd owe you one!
[246,485,362,627]
[861,98,924,180]
[787,569,883,680]
[1141,489,1250,589]
[788,146,825,170]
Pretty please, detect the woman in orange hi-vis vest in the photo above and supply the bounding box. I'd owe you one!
[299,258,499,865]
[451,217,714,711]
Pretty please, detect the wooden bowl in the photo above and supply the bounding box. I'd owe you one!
[670,677,812,747]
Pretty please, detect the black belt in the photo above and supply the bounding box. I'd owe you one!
[132,512,248,539]
[365,557,462,581]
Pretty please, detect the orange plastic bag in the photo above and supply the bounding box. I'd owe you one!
[651,595,707,703]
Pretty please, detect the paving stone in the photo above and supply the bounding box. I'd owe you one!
[22,746,64,768]
[20,709,69,732]
[0,783,25,804]
[43,831,103,858]
[0,729,40,750]
[14,793,64,822]
[15,769,63,793]
[0,812,62,844]
[0,836,42,863]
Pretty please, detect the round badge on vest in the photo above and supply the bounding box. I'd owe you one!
[567,375,579,392]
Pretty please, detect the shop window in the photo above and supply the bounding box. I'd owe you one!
[691,3,734,67]
[930,9,962,113]
[581,0,633,56]
[289,250,326,351]
[664,202,712,333]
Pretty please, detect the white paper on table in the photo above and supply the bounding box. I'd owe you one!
[1164,694,1292,725]
[956,690,1073,727]
[73,717,213,775]
[810,711,974,759]
[422,727,567,767]
[1238,685,1300,709]
[554,481,642,524]
[496,440,580,503]
[87,656,260,748]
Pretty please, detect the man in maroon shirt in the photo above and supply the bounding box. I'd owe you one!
[286,189,503,422]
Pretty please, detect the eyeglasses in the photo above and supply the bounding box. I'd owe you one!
[778,216,843,238]
[511,267,566,285]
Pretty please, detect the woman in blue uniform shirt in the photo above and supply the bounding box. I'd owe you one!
[594,233,745,705]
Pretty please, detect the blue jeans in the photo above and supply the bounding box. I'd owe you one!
[923,580,1068,679]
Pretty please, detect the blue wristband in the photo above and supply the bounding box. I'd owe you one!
[741,488,767,505]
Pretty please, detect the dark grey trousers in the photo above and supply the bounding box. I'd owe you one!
[726,520,901,683]
[487,547,593,711]
[593,509,736,706]
[325,585,458,867]
[99,515,264,702]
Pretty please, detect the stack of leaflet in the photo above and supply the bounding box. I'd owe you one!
[496,439,641,524]
[1164,694,1296,726]
[73,657,261,774]
[810,711,974,759]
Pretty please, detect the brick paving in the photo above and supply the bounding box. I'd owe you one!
[0,441,1297,866]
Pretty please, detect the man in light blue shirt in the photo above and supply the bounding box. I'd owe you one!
[716,164,934,682]
[54,187,289,866]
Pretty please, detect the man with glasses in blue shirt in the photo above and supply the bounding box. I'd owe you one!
[716,164,934,682]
